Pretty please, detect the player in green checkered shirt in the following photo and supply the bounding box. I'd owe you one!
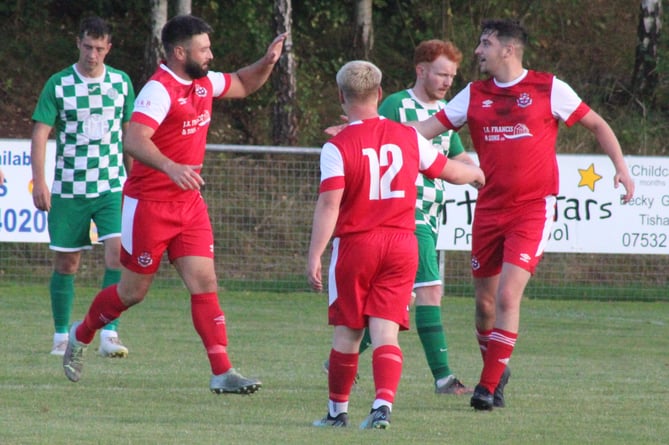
[376,40,477,394]
[31,16,135,358]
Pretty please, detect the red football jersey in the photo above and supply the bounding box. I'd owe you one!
[125,64,231,201]
[320,117,447,237]
[436,70,590,210]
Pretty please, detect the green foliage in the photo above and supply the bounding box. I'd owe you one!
[0,0,667,149]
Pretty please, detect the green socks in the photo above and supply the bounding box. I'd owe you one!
[102,268,121,288]
[50,272,75,334]
[50,269,122,333]
[415,305,451,381]
[358,328,372,354]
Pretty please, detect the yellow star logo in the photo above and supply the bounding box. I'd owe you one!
[577,163,602,192]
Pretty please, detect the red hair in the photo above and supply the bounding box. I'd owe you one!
[414,40,463,66]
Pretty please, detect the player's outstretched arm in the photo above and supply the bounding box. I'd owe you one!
[324,115,349,137]
[407,115,449,141]
[438,158,485,188]
[225,33,288,99]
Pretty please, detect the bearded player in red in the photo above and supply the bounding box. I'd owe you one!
[62,15,287,395]
[413,19,635,410]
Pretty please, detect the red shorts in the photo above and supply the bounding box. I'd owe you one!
[471,196,556,277]
[328,230,417,330]
[120,193,214,274]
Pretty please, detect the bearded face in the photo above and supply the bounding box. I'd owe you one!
[180,33,213,80]
[184,52,209,79]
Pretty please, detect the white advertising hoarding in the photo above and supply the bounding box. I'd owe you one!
[1,138,668,253]
[0,139,54,242]
[437,153,669,254]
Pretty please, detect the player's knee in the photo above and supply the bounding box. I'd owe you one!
[54,253,81,274]
[475,295,496,317]
[414,286,442,306]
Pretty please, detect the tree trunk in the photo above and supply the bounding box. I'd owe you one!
[175,0,192,16]
[353,0,373,59]
[631,0,662,105]
[142,0,168,84]
[272,0,298,146]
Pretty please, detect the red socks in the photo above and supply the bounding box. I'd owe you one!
[77,289,233,375]
[327,349,359,403]
[191,292,231,375]
[479,328,517,393]
[476,328,492,361]
[372,345,403,404]
[77,285,128,344]
[327,345,403,406]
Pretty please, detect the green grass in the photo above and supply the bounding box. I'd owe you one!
[1,286,667,444]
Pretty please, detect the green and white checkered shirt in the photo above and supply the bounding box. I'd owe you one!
[32,64,134,198]
[378,89,465,233]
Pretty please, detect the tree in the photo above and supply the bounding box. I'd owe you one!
[175,0,191,15]
[631,0,662,107]
[141,0,190,84]
[272,0,298,145]
[353,0,373,59]
[143,0,168,84]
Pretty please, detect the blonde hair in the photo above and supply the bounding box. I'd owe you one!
[336,60,382,101]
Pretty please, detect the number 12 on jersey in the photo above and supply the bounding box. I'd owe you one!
[363,145,406,200]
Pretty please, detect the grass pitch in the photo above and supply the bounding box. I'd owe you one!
[1,286,667,444]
